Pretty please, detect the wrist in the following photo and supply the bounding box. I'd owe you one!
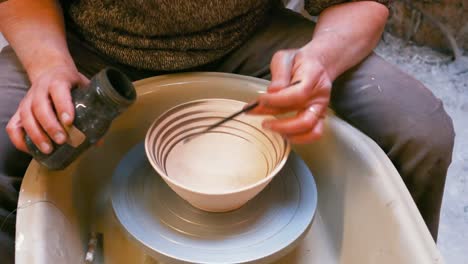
[27,49,76,83]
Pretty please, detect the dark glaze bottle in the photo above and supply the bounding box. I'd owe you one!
[25,67,136,170]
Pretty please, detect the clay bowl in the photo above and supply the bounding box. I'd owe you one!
[145,98,291,212]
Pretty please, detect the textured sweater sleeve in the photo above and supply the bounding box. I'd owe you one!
[305,0,390,16]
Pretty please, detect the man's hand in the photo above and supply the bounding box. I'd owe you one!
[250,48,331,144]
[250,1,389,144]
[6,65,89,154]
[1,0,88,153]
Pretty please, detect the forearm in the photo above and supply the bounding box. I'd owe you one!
[0,0,74,81]
[303,1,389,81]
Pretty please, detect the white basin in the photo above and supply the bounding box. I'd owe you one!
[15,73,444,264]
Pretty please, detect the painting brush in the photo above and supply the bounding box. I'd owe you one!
[183,101,259,143]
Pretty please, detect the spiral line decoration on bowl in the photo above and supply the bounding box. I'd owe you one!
[145,99,291,212]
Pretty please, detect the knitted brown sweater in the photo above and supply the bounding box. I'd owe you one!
[61,0,389,71]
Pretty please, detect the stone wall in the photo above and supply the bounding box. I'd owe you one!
[386,0,468,54]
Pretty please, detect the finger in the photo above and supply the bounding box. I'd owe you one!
[32,95,67,145]
[249,80,303,116]
[287,118,325,144]
[20,99,53,154]
[247,102,294,115]
[262,104,325,135]
[6,111,28,153]
[259,80,313,109]
[49,80,74,126]
[268,50,296,93]
[78,73,91,86]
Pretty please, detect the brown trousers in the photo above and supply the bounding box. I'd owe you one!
[0,6,455,262]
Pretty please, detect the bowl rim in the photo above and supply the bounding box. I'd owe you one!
[144,98,291,196]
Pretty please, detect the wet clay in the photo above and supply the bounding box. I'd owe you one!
[165,132,268,192]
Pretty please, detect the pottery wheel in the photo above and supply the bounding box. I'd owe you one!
[111,143,317,264]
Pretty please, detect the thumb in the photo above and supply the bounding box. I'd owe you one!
[268,50,296,93]
[78,73,91,87]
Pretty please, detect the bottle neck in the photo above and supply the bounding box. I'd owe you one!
[94,68,136,113]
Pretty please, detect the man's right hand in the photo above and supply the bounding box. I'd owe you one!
[1,0,89,154]
[6,65,89,154]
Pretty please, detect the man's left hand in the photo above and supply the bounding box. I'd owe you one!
[249,47,332,144]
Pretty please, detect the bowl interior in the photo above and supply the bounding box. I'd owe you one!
[145,99,290,194]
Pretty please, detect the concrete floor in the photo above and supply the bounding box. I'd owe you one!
[0,30,466,263]
[375,33,468,264]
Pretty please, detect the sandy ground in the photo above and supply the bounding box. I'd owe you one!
[1,28,466,263]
